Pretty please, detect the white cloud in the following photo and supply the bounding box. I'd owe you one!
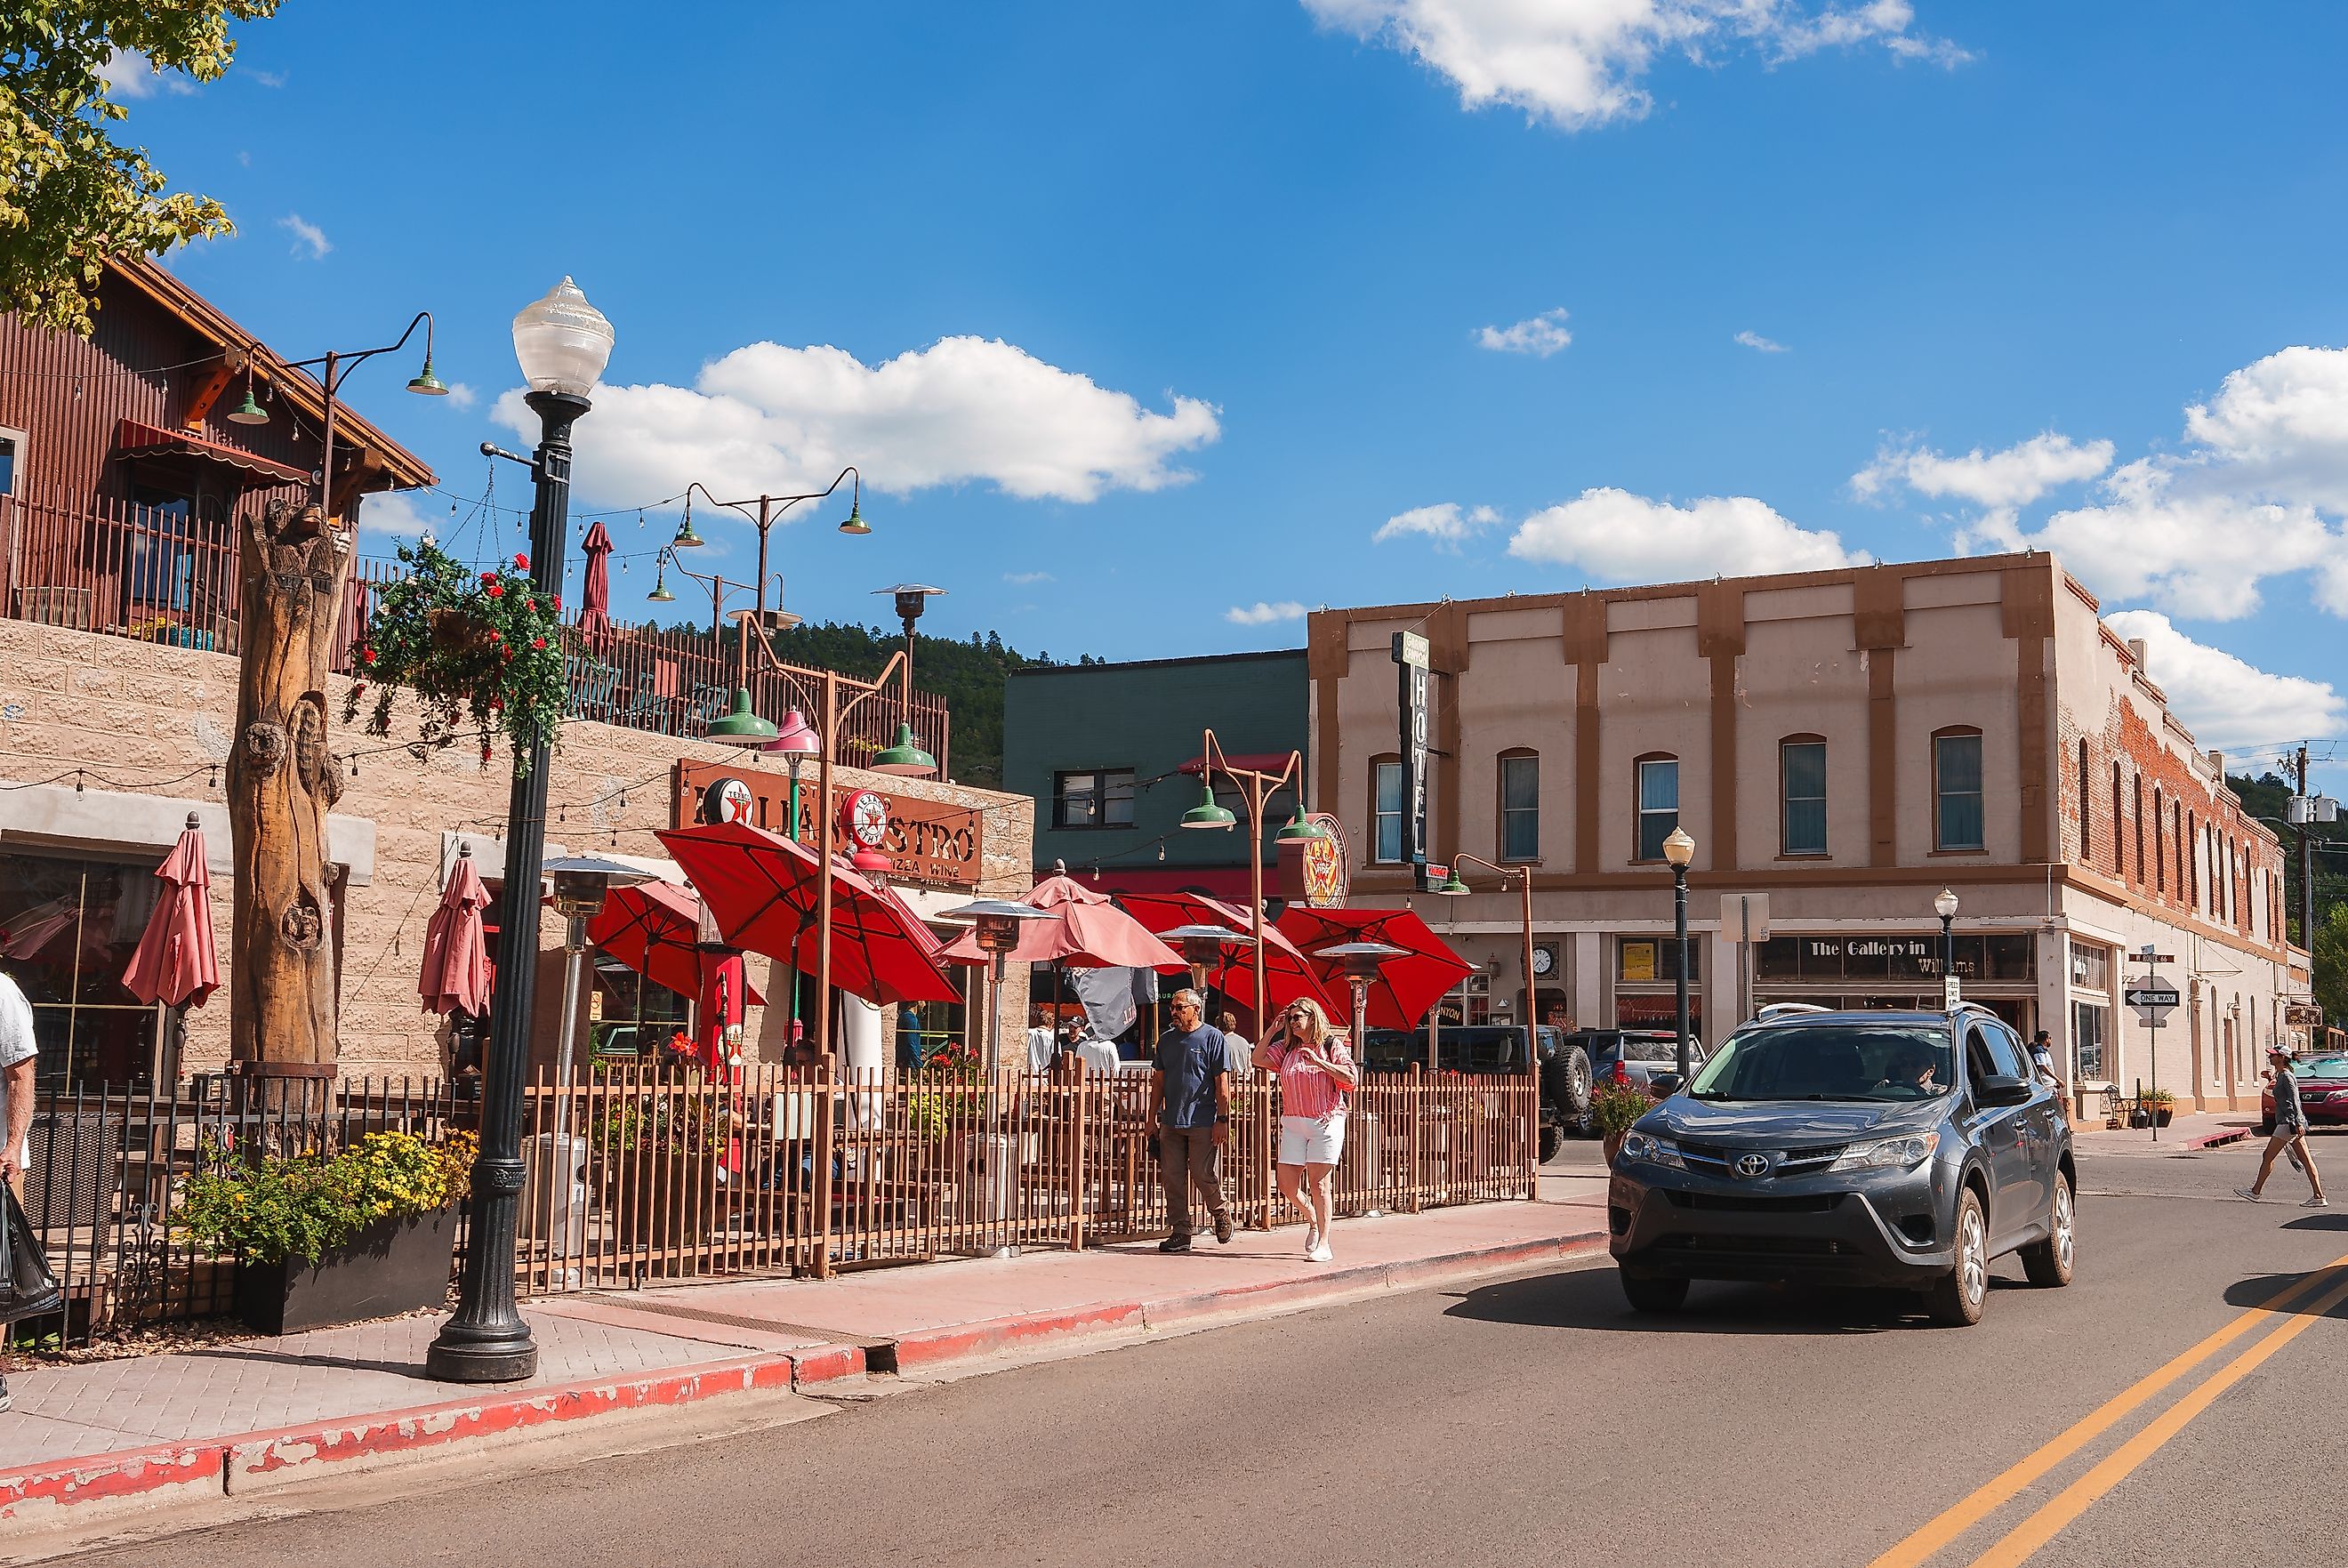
[1373,502,1500,549]
[1508,487,1867,580]
[1853,431,2113,510]
[1733,330,1788,353]
[1226,600,1309,626]
[1302,1,1965,131]
[248,68,288,88]
[95,49,197,100]
[1003,570,1055,584]
[441,382,478,411]
[495,335,1218,508]
[355,490,436,538]
[2102,611,2345,752]
[277,213,331,260]
[1475,308,1572,357]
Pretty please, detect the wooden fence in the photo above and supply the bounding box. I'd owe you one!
[12,1065,1534,1346]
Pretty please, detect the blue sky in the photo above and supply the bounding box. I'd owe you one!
[115,3,2348,782]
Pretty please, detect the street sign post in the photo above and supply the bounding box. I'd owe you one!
[1943,974,1962,1009]
[2125,965,2179,1142]
[1722,893,1770,1026]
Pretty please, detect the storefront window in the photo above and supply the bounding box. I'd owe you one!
[2073,1001,2109,1082]
[0,851,166,1088]
[2069,940,2111,991]
[589,954,693,1057]
[1618,937,1700,984]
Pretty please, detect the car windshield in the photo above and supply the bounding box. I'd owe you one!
[2296,1056,2348,1079]
[1687,1024,1955,1102]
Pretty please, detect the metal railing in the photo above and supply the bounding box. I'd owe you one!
[0,495,950,771]
[11,1065,1535,1344]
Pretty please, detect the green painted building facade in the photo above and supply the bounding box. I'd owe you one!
[1002,650,1308,897]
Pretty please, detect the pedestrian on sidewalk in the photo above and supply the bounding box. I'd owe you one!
[1150,988,1233,1251]
[2239,1044,2328,1208]
[1216,1009,1255,1083]
[1256,997,1355,1264]
[1,967,38,1414]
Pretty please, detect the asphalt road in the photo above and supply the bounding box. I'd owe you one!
[75,1134,2347,1568]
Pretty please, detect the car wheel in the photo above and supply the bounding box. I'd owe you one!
[1538,1122,1564,1164]
[2020,1171,2076,1288]
[1556,1047,1594,1124]
[1925,1189,1990,1327]
[1620,1270,1689,1314]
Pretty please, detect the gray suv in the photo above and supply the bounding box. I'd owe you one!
[1608,1005,2075,1327]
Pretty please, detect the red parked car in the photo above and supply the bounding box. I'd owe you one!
[2259,1054,2348,1134]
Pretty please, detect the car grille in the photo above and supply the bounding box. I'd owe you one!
[1664,1191,1842,1214]
[1677,1141,1848,1178]
[1656,1233,1850,1257]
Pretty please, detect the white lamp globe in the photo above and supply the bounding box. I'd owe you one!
[511,277,615,397]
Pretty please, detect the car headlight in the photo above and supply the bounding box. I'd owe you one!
[1829,1131,1940,1171]
[1618,1131,1685,1170]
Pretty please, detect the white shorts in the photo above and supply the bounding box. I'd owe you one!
[1279,1114,1346,1168]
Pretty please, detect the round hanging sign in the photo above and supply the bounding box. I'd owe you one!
[700,776,755,827]
[841,788,891,850]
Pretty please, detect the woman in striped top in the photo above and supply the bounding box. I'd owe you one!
[1254,997,1357,1262]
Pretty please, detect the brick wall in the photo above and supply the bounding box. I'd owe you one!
[0,618,1032,1078]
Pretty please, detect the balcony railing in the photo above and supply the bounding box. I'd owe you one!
[0,493,949,775]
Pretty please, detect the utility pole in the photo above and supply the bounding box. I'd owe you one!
[2295,743,2314,953]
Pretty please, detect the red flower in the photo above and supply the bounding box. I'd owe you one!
[352,680,367,696]
[524,599,536,613]
[480,572,496,584]
[487,628,503,641]
[360,646,377,665]
[486,583,504,599]
[532,636,547,650]
[552,594,563,610]
[514,553,529,571]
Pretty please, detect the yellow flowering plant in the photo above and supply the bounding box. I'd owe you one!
[178,1130,477,1267]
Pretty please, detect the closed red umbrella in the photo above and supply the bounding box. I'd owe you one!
[419,845,495,1016]
[938,869,1183,970]
[1116,889,1334,1016]
[122,814,220,1009]
[655,821,961,1005]
[1275,906,1475,1031]
[584,880,767,1007]
[577,519,615,647]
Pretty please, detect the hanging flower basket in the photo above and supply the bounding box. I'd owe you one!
[343,541,567,774]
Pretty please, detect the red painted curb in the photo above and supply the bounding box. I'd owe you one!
[888,1300,1146,1371]
[0,1439,222,1525]
[2187,1128,2252,1150]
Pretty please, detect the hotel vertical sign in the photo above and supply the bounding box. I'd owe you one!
[1394,630,1431,882]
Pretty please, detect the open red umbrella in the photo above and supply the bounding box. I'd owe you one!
[584,880,767,1007]
[1116,889,1334,1016]
[577,519,615,648]
[419,845,494,1016]
[122,814,220,1009]
[655,820,960,1005]
[1275,906,1475,1031]
[938,868,1184,970]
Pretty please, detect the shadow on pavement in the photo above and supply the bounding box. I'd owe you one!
[181,1346,439,1380]
[1438,1260,2004,1336]
[2281,1213,2347,1232]
[2220,1271,2348,1318]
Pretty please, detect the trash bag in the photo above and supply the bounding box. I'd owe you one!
[1,1179,65,1325]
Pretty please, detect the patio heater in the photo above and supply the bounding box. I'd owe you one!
[1315,941,1406,1219]
[943,897,1051,1253]
[1159,923,1252,1010]
[543,855,651,1134]
[764,707,822,1025]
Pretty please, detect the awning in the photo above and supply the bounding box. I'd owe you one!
[115,419,310,486]
[1178,752,1299,778]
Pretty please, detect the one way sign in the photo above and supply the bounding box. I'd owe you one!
[2125,979,2180,1020]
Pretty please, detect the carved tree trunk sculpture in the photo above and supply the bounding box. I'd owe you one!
[227,498,349,1074]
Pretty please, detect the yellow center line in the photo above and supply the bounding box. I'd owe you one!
[1867,1252,2348,1568]
[1966,1268,2348,1567]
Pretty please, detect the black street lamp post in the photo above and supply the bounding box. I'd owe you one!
[1662,828,1696,1082]
[1935,888,1959,997]
[427,280,615,1384]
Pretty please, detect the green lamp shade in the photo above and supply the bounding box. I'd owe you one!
[1179,782,1237,831]
[1275,811,1326,843]
[225,387,269,425]
[406,357,449,396]
[837,502,871,536]
[1436,868,1471,896]
[647,562,676,602]
[870,721,937,776]
[706,688,778,746]
[671,514,705,549]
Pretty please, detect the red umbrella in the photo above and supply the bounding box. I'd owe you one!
[1116,889,1334,1016]
[655,821,961,1005]
[419,846,495,1016]
[1275,906,1475,1031]
[122,815,220,1009]
[939,868,1184,970]
[577,520,615,647]
[584,881,767,1007]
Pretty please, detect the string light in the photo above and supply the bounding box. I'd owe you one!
[207,764,219,791]
[75,769,84,796]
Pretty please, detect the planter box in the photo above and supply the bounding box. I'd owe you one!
[233,1209,458,1335]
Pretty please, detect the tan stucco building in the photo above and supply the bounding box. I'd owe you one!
[1307,551,2305,1114]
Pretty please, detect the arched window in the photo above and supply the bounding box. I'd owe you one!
[1933,728,1985,852]
[2152,787,2165,894]
[2111,764,2125,873]
[2077,738,2092,860]
[1781,735,1828,856]
[2132,776,2145,884]
[1635,753,1679,862]
[2188,811,2199,906]
[1369,753,1403,864]
[1497,749,1540,862]
[2171,800,2183,902]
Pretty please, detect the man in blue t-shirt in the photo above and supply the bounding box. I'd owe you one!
[1150,988,1233,1251]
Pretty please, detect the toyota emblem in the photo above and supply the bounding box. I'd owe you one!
[1733,1153,1771,1179]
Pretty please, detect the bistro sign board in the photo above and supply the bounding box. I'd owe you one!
[671,760,985,889]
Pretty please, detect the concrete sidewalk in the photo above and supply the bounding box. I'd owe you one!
[1,1185,1606,1529]
[2072,1108,2264,1154]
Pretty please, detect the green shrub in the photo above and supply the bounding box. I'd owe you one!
[1591,1080,1655,1139]
[178,1130,475,1267]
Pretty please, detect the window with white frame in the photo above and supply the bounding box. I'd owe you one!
[1934,730,1985,852]
[1781,737,1827,856]
[1636,756,1678,862]
[1371,758,1403,864]
[1499,752,1539,861]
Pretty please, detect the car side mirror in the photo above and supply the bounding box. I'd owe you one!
[1977,1073,2031,1108]
[1649,1072,1685,1097]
